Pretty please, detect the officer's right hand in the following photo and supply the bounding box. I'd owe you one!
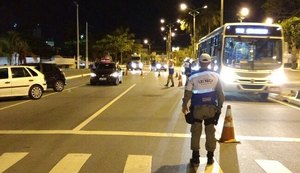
[182,107,188,114]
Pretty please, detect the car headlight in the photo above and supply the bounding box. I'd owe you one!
[131,63,137,68]
[90,72,97,77]
[156,64,162,69]
[138,62,143,68]
[220,67,238,83]
[110,72,119,78]
[269,68,287,85]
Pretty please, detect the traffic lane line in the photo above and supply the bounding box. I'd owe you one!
[0,84,86,111]
[72,84,136,131]
[0,130,300,143]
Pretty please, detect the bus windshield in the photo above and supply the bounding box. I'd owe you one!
[223,37,282,70]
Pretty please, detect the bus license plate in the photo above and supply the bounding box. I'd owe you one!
[269,87,280,92]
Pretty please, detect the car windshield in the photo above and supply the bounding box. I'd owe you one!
[131,57,141,61]
[223,37,282,70]
[96,63,116,71]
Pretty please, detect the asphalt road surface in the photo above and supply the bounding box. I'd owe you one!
[0,69,300,173]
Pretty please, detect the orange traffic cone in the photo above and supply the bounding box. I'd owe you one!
[218,105,240,143]
[177,74,183,87]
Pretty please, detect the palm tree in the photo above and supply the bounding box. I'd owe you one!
[199,7,220,35]
[95,27,136,64]
[0,31,29,65]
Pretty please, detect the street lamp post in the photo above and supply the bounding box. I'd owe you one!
[74,1,80,69]
[143,39,151,55]
[221,0,224,26]
[160,19,178,59]
[180,3,207,59]
[85,22,88,69]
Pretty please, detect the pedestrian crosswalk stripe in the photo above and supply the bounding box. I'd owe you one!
[255,160,292,173]
[123,155,152,173]
[0,152,28,172]
[49,153,91,173]
[197,157,224,173]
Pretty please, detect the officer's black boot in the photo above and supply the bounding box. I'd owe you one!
[207,151,214,165]
[190,150,200,166]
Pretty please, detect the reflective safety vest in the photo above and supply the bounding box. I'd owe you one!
[168,66,174,74]
[186,69,220,106]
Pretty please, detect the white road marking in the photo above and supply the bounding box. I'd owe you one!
[197,157,223,173]
[72,84,136,131]
[1,130,300,143]
[255,160,292,173]
[49,153,91,173]
[0,84,85,111]
[123,155,152,173]
[0,101,31,111]
[0,152,28,172]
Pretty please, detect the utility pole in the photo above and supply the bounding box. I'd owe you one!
[74,1,80,69]
[85,22,88,69]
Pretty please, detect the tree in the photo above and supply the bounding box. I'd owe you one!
[262,0,300,21]
[199,7,220,34]
[94,27,136,64]
[0,31,29,65]
[280,17,300,50]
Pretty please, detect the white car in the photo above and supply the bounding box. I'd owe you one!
[0,66,47,99]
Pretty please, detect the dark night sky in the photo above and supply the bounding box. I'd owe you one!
[0,0,265,49]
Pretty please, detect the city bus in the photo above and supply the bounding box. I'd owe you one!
[197,22,287,99]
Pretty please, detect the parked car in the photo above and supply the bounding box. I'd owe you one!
[0,66,47,99]
[90,62,123,85]
[26,63,66,92]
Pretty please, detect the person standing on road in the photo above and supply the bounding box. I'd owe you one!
[165,59,175,87]
[182,53,225,166]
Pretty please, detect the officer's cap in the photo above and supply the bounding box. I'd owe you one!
[199,53,211,63]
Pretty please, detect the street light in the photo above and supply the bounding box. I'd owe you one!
[265,17,274,24]
[143,39,151,55]
[160,19,180,59]
[238,7,249,22]
[180,3,207,59]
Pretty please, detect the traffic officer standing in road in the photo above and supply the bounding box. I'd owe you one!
[182,53,225,166]
[165,59,175,87]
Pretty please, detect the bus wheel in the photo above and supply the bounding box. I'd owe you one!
[260,93,269,100]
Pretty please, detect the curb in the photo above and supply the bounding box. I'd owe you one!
[269,94,300,107]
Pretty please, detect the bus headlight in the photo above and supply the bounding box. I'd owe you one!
[269,69,287,85]
[220,68,238,83]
